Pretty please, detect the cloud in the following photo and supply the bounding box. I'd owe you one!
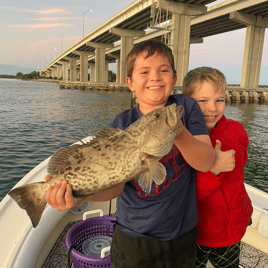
[1,6,74,31]
[29,17,78,21]
[27,35,80,52]
[37,9,69,15]
[14,23,74,30]
[0,6,70,15]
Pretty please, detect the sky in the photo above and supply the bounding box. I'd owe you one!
[0,0,267,85]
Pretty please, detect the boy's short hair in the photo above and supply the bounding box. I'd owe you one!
[182,66,227,96]
[126,40,176,78]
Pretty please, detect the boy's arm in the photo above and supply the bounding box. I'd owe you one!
[174,123,215,172]
[44,175,124,211]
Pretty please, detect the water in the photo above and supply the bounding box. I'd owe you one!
[224,103,268,191]
[0,79,131,201]
[0,79,267,201]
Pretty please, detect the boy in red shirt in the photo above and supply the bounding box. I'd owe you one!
[182,67,253,268]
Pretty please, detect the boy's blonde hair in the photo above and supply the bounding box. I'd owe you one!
[126,40,176,78]
[182,66,227,96]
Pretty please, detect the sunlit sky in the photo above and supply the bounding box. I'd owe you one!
[0,0,267,84]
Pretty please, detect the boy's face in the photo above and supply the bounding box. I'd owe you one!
[191,80,225,131]
[126,52,177,114]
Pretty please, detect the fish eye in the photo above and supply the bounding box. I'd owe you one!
[155,114,160,118]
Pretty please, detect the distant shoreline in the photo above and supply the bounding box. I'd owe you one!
[1,77,267,88]
[31,79,60,83]
[0,77,59,83]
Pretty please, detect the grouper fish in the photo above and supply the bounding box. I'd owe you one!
[9,103,184,228]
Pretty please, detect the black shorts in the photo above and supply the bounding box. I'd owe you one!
[110,226,197,268]
[194,242,241,268]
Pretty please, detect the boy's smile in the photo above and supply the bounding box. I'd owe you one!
[191,81,225,131]
[126,52,177,115]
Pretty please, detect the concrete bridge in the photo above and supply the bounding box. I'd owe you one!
[40,0,268,88]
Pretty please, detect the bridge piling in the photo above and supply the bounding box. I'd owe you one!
[260,92,268,103]
[225,90,231,103]
[226,88,268,104]
[231,91,240,103]
[241,91,249,103]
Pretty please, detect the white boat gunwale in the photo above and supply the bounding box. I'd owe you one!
[0,136,98,268]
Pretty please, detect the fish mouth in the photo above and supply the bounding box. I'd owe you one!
[166,104,184,127]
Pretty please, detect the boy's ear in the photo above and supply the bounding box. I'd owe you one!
[173,73,177,85]
[126,76,135,92]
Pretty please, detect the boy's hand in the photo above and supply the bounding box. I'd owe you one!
[175,120,184,139]
[44,175,83,211]
[210,140,236,176]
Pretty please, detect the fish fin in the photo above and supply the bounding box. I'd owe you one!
[48,128,124,176]
[143,139,174,158]
[8,182,47,228]
[89,127,123,146]
[47,146,79,176]
[137,159,166,193]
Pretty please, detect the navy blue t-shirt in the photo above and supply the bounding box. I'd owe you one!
[109,94,209,241]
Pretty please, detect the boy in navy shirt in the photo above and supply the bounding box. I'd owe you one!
[45,40,215,267]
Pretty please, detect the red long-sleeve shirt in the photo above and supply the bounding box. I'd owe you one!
[196,115,253,247]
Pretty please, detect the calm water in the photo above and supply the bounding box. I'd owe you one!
[0,79,267,201]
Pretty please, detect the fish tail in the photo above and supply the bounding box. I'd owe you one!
[8,182,47,228]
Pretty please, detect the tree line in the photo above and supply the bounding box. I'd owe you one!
[0,71,42,80]
[0,70,117,82]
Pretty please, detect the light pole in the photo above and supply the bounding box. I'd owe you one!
[83,9,92,37]
[51,47,56,61]
[61,35,68,53]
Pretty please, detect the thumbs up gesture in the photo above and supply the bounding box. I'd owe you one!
[210,140,236,176]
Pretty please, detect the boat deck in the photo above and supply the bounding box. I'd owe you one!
[41,221,78,268]
[41,219,268,268]
[207,243,268,268]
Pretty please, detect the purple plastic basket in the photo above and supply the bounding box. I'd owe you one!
[66,216,116,268]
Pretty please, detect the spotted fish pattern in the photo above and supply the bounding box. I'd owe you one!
[9,103,184,227]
